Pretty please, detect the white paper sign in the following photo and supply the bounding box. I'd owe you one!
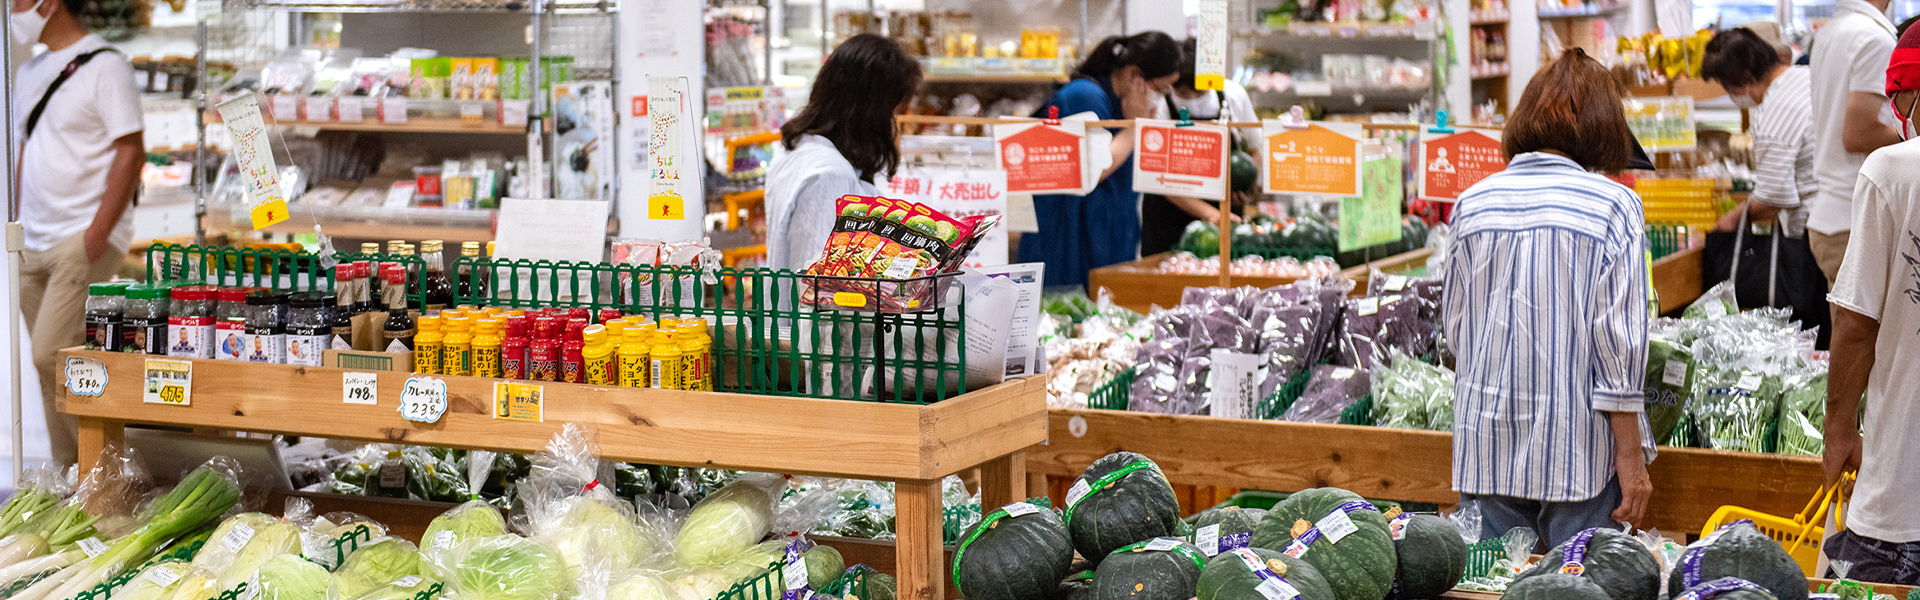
[1736,371,1763,392]
[399,376,449,423]
[78,537,108,558]
[1003,502,1041,517]
[1065,478,1092,507]
[1133,119,1231,200]
[343,372,378,405]
[1195,0,1229,90]
[336,97,364,122]
[1207,350,1265,420]
[214,92,289,229]
[144,564,182,586]
[977,264,1044,377]
[884,166,1010,268]
[65,356,107,397]
[1256,577,1301,600]
[648,76,695,223]
[223,521,256,552]
[501,100,530,127]
[783,557,809,590]
[303,97,333,122]
[268,95,298,122]
[381,97,408,124]
[1144,538,1182,551]
[492,198,612,264]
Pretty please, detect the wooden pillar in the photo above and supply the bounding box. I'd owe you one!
[894,478,945,600]
[978,452,1026,509]
[75,417,124,474]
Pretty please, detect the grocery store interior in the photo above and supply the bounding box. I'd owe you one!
[0,0,1915,596]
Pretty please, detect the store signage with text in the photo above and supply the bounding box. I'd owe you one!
[994,120,1089,195]
[1132,119,1230,200]
[1417,128,1505,202]
[1262,121,1363,196]
[885,167,1010,268]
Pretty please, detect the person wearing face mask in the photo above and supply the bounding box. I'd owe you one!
[1807,0,1904,288]
[1821,25,1920,585]
[1703,27,1814,239]
[10,0,145,465]
[1139,37,1261,256]
[1019,31,1180,287]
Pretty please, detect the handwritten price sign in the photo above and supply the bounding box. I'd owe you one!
[398,377,448,423]
[64,357,108,397]
[342,372,378,405]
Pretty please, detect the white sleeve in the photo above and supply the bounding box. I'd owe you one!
[783,171,868,270]
[91,56,144,141]
[1849,33,1895,96]
[1830,166,1893,319]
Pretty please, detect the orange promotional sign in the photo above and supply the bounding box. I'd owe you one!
[1262,121,1363,196]
[1132,119,1230,201]
[995,121,1088,194]
[1418,128,1506,201]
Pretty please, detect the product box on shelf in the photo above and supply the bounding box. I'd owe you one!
[323,349,414,373]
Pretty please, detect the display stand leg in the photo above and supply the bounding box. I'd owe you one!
[1216,195,1231,288]
[978,452,1026,508]
[75,417,123,474]
[894,478,945,600]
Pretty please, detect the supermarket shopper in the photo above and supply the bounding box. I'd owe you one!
[766,34,923,272]
[1021,31,1181,287]
[1703,27,1815,238]
[1441,50,1654,547]
[1140,37,1259,256]
[1822,26,1920,585]
[10,0,145,465]
[1808,0,1902,285]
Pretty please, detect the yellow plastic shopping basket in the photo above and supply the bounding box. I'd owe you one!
[1701,472,1854,577]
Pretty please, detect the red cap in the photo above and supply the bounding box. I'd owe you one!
[597,308,622,323]
[170,286,209,301]
[384,263,408,284]
[353,261,370,278]
[506,315,528,336]
[218,287,250,303]
[568,308,590,321]
[533,316,556,339]
[335,264,353,280]
[565,318,587,339]
[1890,25,1920,95]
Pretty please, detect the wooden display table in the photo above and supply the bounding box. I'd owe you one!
[1028,409,1821,536]
[1653,245,1706,314]
[58,348,1046,600]
[1088,248,1435,314]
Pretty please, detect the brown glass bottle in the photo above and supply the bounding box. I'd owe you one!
[381,264,416,352]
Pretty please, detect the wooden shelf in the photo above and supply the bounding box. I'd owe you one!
[1028,408,1821,536]
[202,203,501,244]
[922,74,1068,84]
[1653,244,1704,314]
[60,348,1046,600]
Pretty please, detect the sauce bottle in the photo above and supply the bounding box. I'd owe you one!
[649,331,683,389]
[582,325,616,385]
[560,318,587,383]
[528,316,559,381]
[472,317,503,378]
[617,325,650,387]
[442,315,473,376]
[501,315,529,379]
[419,240,454,311]
[381,264,416,352]
[597,308,622,324]
[353,261,376,314]
[414,315,443,374]
[332,264,356,348]
[679,323,713,391]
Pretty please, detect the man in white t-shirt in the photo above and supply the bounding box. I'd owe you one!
[1823,25,1920,585]
[1808,0,1903,287]
[1141,37,1262,255]
[10,0,145,464]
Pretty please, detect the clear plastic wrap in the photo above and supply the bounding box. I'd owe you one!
[1689,368,1783,452]
[189,511,303,589]
[334,537,430,598]
[1643,320,1696,443]
[107,558,190,600]
[435,534,569,600]
[67,443,153,539]
[519,424,671,582]
[1127,314,1192,413]
[672,475,780,567]
[424,451,509,555]
[1249,302,1319,400]
[1281,364,1371,423]
[1450,501,1482,544]
[345,574,443,600]
[1369,350,1455,430]
[405,447,470,503]
[301,510,388,570]
[1684,281,1739,320]
[251,552,336,600]
[1337,297,1384,370]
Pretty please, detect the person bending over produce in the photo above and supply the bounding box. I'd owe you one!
[1440,49,1655,548]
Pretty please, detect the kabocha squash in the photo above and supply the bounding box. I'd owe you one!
[1675,577,1780,600]
[1091,539,1208,600]
[1057,570,1096,600]
[1250,488,1397,600]
[1665,522,1806,600]
[953,502,1077,600]
[1388,514,1466,600]
[1507,573,1611,600]
[1197,547,1336,600]
[1514,528,1659,600]
[1066,452,1182,563]
[1190,507,1266,555]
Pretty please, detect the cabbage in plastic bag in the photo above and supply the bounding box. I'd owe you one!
[437,535,568,600]
[252,553,334,600]
[673,478,776,567]
[606,571,675,600]
[190,512,303,589]
[108,558,191,600]
[334,537,429,598]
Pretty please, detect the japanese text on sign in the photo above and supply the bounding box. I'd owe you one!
[1339,155,1404,251]
[886,167,1010,268]
[995,120,1090,194]
[1418,129,1506,201]
[143,359,192,405]
[399,377,448,423]
[213,93,288,230]
[494,382,544,422]
[647,77,689,220]
[1263,121,1363,196]
[1195,0,1228,90]
[1134,119,1230,200]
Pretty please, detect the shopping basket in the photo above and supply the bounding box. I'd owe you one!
[1700,472,1853,577]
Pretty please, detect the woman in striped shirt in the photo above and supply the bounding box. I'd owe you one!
[1442,49,1655,548]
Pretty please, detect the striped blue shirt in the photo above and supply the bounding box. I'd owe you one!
[1443,152,1651,502]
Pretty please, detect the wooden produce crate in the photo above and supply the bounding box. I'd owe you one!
[1087,253,1305,314]
[1028,409,1821,537]
[58,348,1046,600]
[1653,244,1705,314]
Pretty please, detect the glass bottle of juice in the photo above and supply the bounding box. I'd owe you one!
[414,315,443,374]
[472,317,503,378]
[442,315,474,376]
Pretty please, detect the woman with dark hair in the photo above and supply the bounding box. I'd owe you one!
[1441,50,1654,547]
[1700,26,1815,239]
[765,34,924,272]
[1020,31,1182,287]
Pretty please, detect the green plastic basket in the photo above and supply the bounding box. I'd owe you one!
[144,243,430,309]
[1462,538,1510,582]
[1085,368,1135,411]
[1259,366,1319,419]
[1647,222,1689,261]
[1339,395,1375,426]
[713,555,872,600]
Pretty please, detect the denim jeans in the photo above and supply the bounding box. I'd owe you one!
[1462,476,1623,550]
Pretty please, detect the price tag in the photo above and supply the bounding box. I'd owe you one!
[1195,523,1221,556]
[1383,275,1409,291]
[381,97,408,124]
[1356,297,1380,316]
[399,376,449,423]
[65,356,107,397]
[144,564,181,586]
[143,359,192,405]
[336,97,365,122]
[783,556,809,590]
[1144,538,1181,551]
[1255,577,1301,600]
[881,256,918,279]
[241,573,260,600]
[392,576,423,588]
[380,461,405,487]
[343,372,378,405]
[1316,509,1359,544]
[1663,360,1689,387]
[1002,502,1040,517]
[269,95,299,122]
[430,530,454,550]
[460,102,484,124]
[1064,478,1092,508]
[492,382,544,422]
[1735,371,1763,392]
[304,96,333,121]
[500,100,530,126]
[1331,367,1357,380]
[223,521,256,552]
[77,537,108,557]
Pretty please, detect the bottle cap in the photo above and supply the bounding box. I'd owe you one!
[475,317,500,334]
[565,318,587,339]
[445,315,471,332]
[384,263,408,285]
[583,324,606,345]
[89,281,132,296]
[505,315,528,336]
[418,315,442,332]
[533,316,556,339]
[335,264,354,280]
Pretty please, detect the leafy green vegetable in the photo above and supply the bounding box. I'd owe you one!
[333,538,428,598]
[673,482,774,567]
[343,576,442,600]
[543,496,660,575]
[1643,337,1695,442]
[14,460,241,600]
[442,535,568,600]
[253,554,334,600]
[805,545,845,590]
[1370,352,1454,431]
[423,500,507,554]
[607,571,674,600]
[193,512,303,590]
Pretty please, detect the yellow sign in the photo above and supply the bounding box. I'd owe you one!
[143,359,193,406]
[492,382,544,422]
[249,199,289,230]
[648,192,685,220]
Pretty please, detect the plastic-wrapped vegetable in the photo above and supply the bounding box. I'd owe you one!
[1369,351,1455,430]
[605,571,675,600]
[1683,281,1738,320]
[251,553,334,600]
[346,576,443,600]
[1643,321,1695,443]
[405,446,470,503]
[1689,368,1783,452]
[103,558,190,600]
[333,537,429,598]
[437,535,568,600]
[300,510,389,570]
[191,512,303,589]
[521,425,671,579]
[672,477,777,567]
[1281,365,1370,423]
[161,565,222,600]
[423,451,509,554]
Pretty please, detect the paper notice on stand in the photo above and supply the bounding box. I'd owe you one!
[959,272,1017,390]
[1208,350,1265,419]
[884,166,1010,268]
[214,92,289,230]
[493,198,610,264]
[977,263,1044,377]
[1133,119,1230,200]
[994,119,1090,195]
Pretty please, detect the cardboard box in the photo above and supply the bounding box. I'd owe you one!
[324,349,414,373]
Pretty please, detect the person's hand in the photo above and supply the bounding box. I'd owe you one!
[1824,420,1863,497]
[83,227,109,263]
[1611,455,1652,525]
[1115,68,1157,120]
[1713,207,1745,233]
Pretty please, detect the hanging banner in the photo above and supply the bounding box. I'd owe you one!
[1133,119,1230,201]
[1195,0,1229,90]
[884,166,1010,268]
[994,120,1090,195]
[648,76,692,220]
[214,92,289,230]
[1262,121,1364,196]
[1339,154,1405,251]
[1417,128,1506,202]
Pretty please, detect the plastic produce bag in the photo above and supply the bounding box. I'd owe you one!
[334,538,430,598]
[1369,351,1455,430]
[189,512,302,590]
[435,534,569,600]
[250,553,334,600]
[1684,281,1739,320]
[1643,321,1695,443]
[405,447,470,503]
[299,508,388,570]
[1689,368,1783,452]
[519,425,671,582]
[1282,364,1371,423]
[672,474,779,567]
[423,451,509,555]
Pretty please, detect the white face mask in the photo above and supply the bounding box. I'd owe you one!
[1729,93,1758,109]
[10,0,48,46]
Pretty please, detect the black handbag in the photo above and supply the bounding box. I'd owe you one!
[1701,207,1831,348]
